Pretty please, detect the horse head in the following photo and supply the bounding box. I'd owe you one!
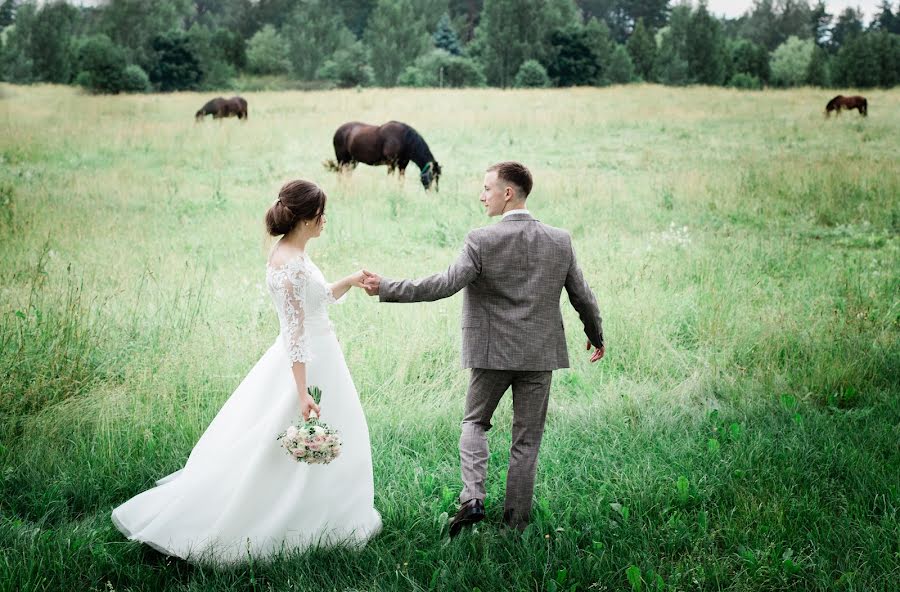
[420,161,442,192]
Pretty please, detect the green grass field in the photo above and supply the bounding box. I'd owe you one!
[0,83,898,591]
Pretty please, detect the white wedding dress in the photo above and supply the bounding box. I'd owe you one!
[111,252,382,564]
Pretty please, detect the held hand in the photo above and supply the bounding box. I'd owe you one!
[362,270,381,296]
[299,392,320,421]
[348,270,368,289]
[587,340,605,363]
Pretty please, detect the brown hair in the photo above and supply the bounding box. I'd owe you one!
[264,180,326,236]
[487,161,533,198]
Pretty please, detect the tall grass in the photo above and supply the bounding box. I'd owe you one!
[0,83,897,591]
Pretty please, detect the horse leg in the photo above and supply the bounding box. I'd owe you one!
[382,138,403,177]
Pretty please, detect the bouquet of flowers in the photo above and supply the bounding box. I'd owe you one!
[277,386,342,464]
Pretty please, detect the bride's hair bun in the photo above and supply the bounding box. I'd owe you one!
[265,180,327,236]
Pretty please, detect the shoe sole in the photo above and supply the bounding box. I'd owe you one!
[449,513,485,538]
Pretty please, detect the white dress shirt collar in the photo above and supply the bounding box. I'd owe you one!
[502,208,530,218]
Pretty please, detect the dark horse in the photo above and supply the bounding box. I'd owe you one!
[325,121,441,191]
[825,95,867,117]
[195,96,248,121]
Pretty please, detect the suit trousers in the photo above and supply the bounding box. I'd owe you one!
[459,368,552,528]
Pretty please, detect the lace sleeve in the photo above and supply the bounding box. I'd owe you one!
[275,268,312,364]
[325,287,348,305]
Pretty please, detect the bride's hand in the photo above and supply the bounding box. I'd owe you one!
[348,270,368,289]
[300,392,320,421]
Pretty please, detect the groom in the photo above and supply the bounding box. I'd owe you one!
[363,161,604,535]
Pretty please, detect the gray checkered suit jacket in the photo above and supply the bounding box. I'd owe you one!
[379,212,603,371]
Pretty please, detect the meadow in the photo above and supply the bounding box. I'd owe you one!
[0,83,898,591]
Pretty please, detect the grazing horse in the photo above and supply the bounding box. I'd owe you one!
[196,97,225,121]
[195,96,248,121]
[825,95,867,117]
[325,121,442,191]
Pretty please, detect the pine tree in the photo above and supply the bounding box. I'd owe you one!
[833,32,880,87]
[607,44,635,83]
[653,4,690,85]
[584,17,614,85]
[685,2,726,85]
[831,7,864,51]
[870,30,900,86]
[872,1,899,34]
[149,30,203,91]
[626,18,656,81]
[810,0,832,48]
[547,24,600,86]
[0,0,15,28]
[433,12,462,55]
[805,44,829,86]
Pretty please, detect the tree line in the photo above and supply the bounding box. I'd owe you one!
[1,0,898,94]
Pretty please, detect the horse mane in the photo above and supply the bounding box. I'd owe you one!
[826,95,843,109]
[400,123,435,169]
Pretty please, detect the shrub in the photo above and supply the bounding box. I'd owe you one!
[120,64,150,93]
[397,66,427,87]
[514,59,550,88]
[398,50,485,87]
[770,36,815,87]
[246,25,291,75]
[316,41,374,88]
[74,34,126,94]
[728,72,762,89]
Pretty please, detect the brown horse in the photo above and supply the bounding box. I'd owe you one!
[195,96,248,121]
[825,95,867,117]
[325,121,441,191]
[196,97,225,121]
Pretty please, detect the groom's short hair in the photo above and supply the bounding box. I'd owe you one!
[487,161,533,199]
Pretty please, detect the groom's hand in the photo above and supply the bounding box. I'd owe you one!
[587,340,605,363]
[362,270,381,296]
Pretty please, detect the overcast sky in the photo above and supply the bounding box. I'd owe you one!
[705,1,883,21]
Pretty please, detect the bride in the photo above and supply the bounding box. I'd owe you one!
[111,179,382,564]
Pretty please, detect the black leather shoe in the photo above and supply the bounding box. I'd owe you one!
[448,499,485,538]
